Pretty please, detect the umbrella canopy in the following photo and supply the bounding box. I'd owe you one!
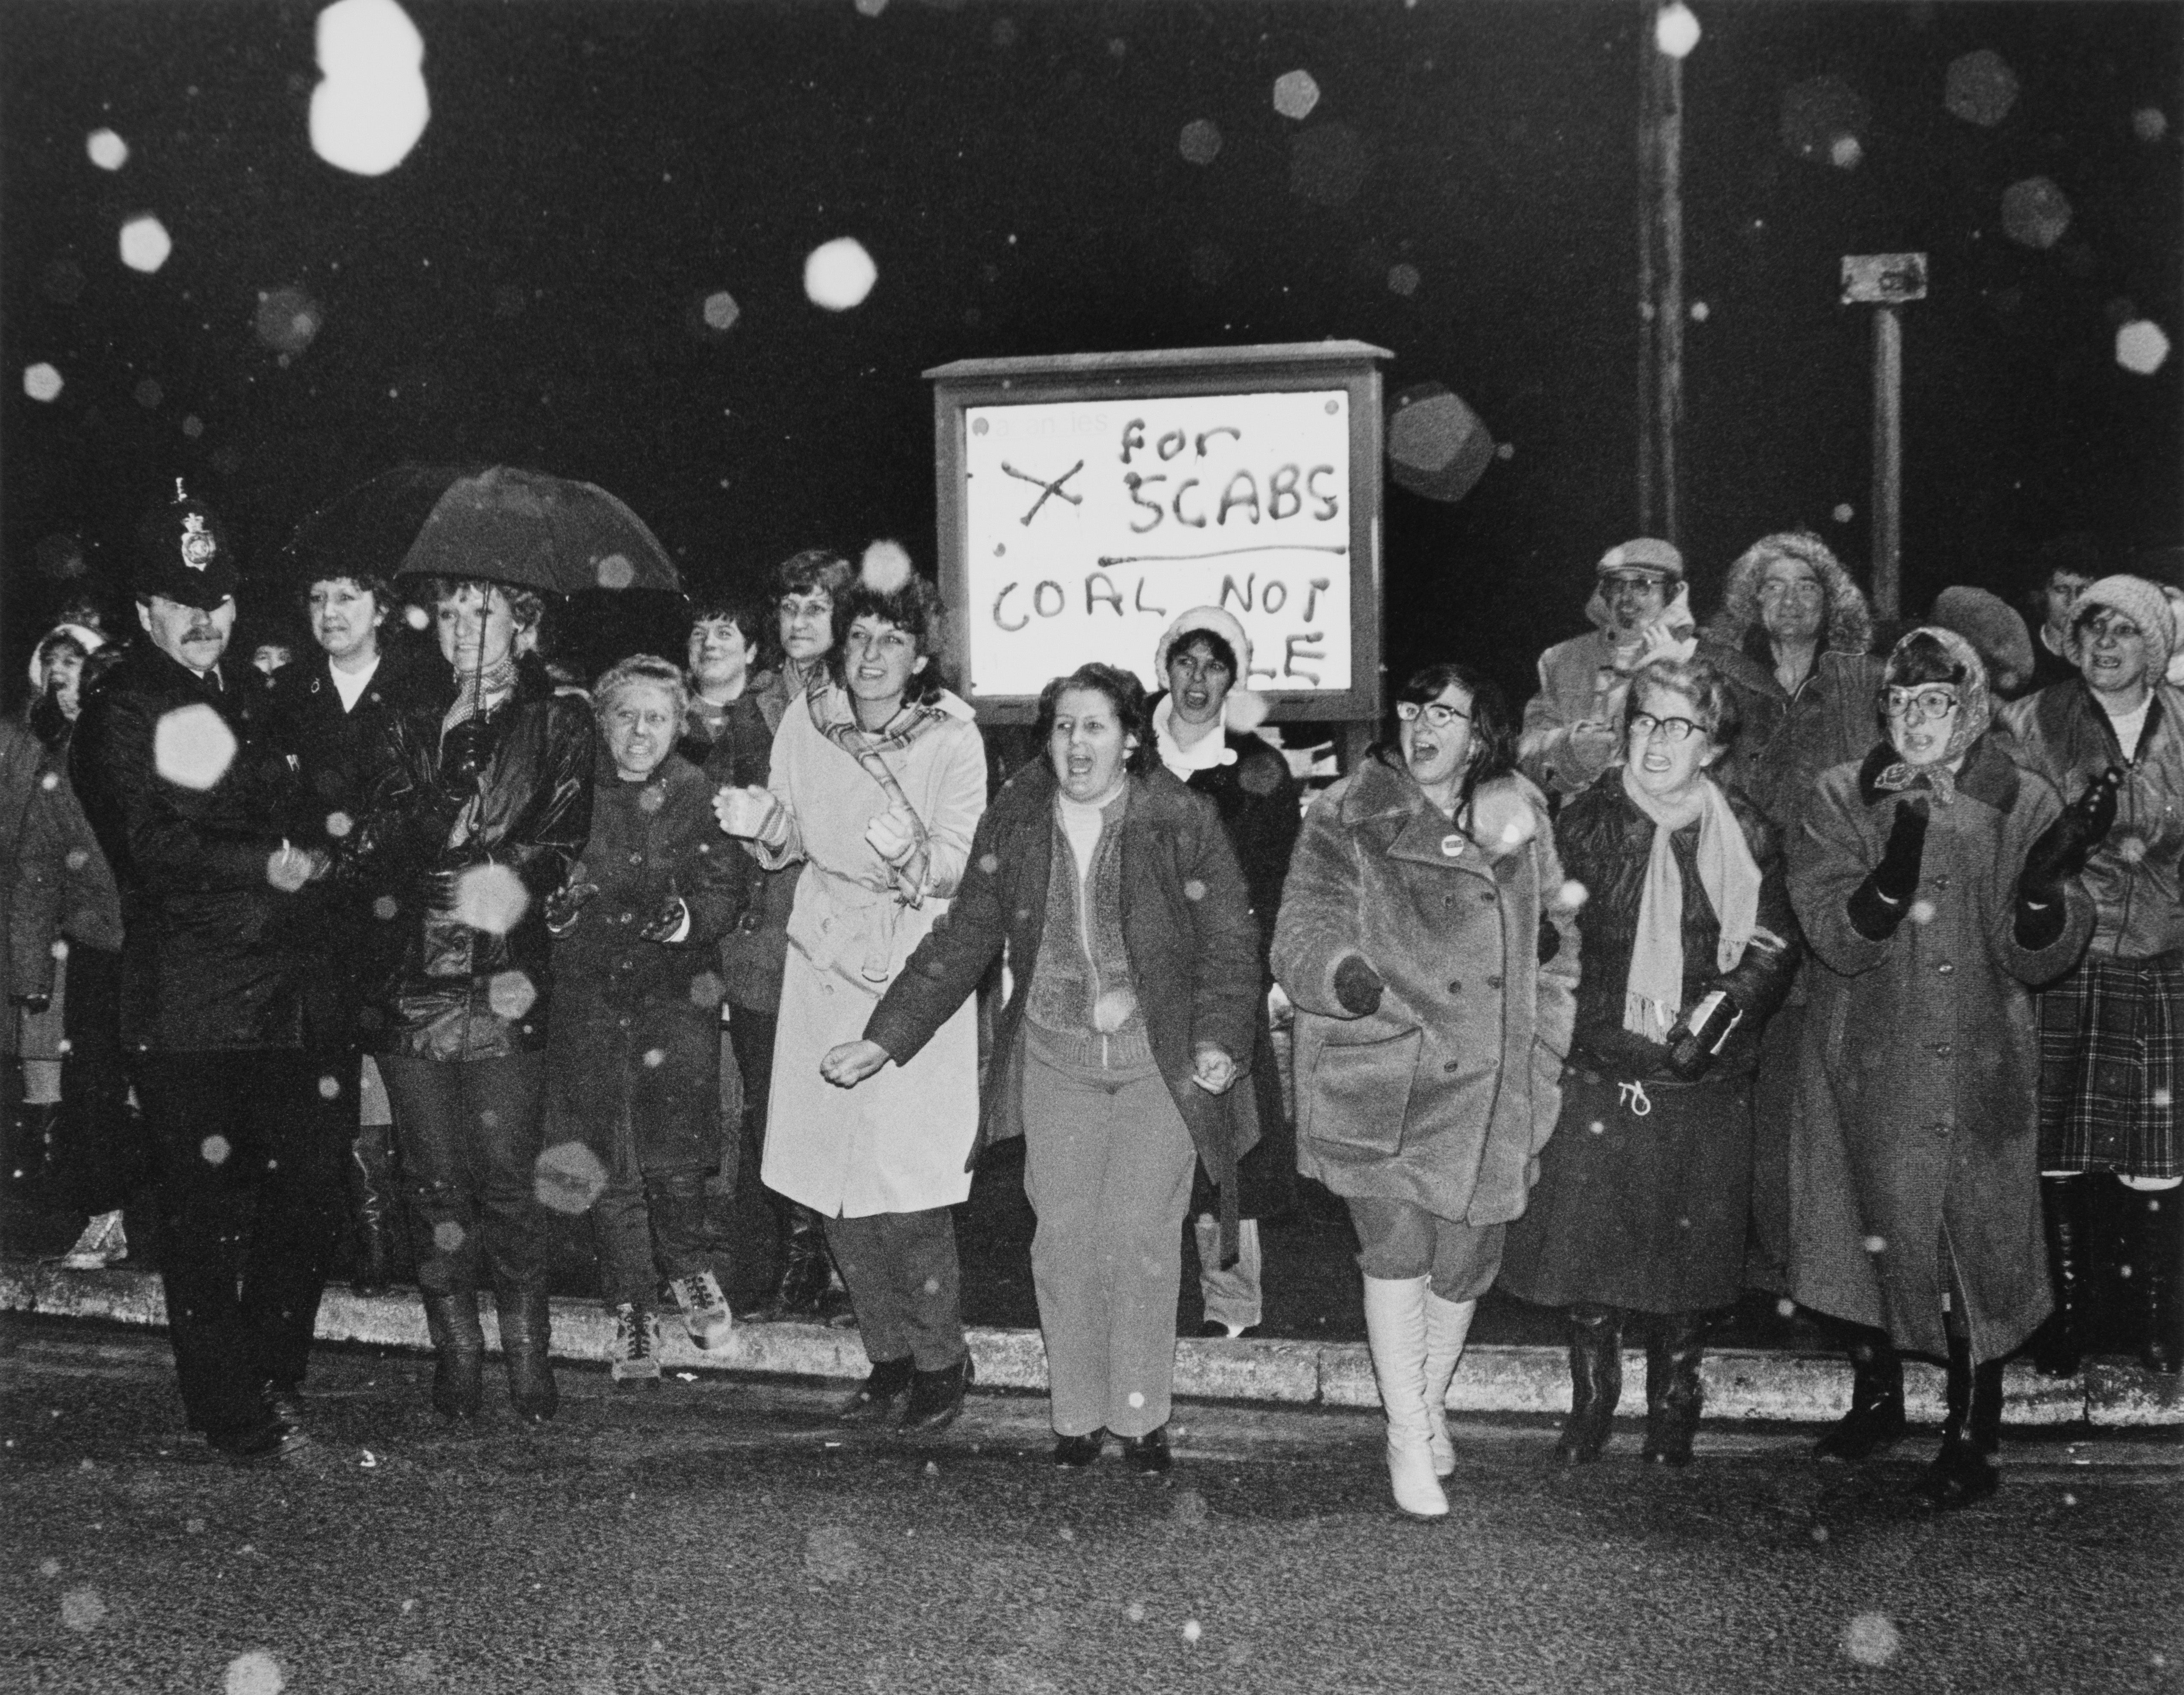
[280,464,682,598]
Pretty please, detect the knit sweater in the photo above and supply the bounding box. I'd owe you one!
[1025,789,1152,1070]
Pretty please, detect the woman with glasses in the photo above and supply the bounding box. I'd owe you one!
[1500,657,1798,1466]
[1995,575,2182,1377]
[1789,627,2102,1505]
[1275,664,1580,1518]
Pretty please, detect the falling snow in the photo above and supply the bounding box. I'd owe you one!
[2001,176,2073,249]
[23,363,63,402]
[804,238,877,311]
[1178,119,1221,166]
[119,214,172,273]
[1653,3,1701,60]
[1944,50,2017,127]
[311,0,430,176]
[86,128,129,170]
[487,971,538,1019]
[534,1140,609,1214]
[2117,320,2171,376]
[1841,1613,1901,1668]
[1272,70,1320,122]
[59,1589,107,1631]
[450,863,530,935]
[224,1650,286,1695]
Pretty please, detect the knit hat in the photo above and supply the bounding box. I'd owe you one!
[26,622,105,693]
[1153,606,1267,733]
[2068,574,2176,685]
[135,479,237,610]
[1596,537,1684,581]
[1932,586,2034,693]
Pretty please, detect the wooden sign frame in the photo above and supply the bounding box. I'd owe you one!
[926,341,1389,726]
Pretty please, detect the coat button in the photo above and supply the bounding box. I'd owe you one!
[1485,974,1504,990]
[1479,891,1495,904]
[1447,979,1463,993]
[1444,1059,1462,1073]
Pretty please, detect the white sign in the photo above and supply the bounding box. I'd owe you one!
[961,389,1353,698]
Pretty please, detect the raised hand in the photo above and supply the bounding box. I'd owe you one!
[544,880,600,934]
[820,1039,891,1089]
[1191,1044,1238,1095]
[1334,954,1385,1017]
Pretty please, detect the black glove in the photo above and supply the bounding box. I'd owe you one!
[1663,992,1745,1084]
[1333,955,1385,1017]
[1846,798,1929,941]
[544,881,600,935]
[2021,767,2122,900]
[638,894,689,942]
[441,716,501,784]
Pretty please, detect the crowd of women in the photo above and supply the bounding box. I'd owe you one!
[6,507,2177,1510]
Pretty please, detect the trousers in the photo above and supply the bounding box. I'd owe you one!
[824,1207,965,1370]
[1348,1194,1506,1304]
[379,1052,549,1297]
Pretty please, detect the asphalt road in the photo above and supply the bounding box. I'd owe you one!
[2,1320,2179,1695]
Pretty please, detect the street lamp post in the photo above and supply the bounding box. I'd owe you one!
[1841,252,1929,620]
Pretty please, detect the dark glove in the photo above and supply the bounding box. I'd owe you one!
[1663,992,1745,1084]
[1333,955,1385,1017]
[2021,767,2122,900]
[441,716,502,784]
[638,895,689,942]
[416,869,458,913]
[544,881,600,936]
[1537,911,1562,965]
[1846,798,1929,941]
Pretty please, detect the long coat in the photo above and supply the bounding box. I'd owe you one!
[1273,758,1580,1226]
[677,671,796,1016]
[865,758,1265,1256]
[546,754,751,1176]
[70,646,316,1054]
[754,685,987,1218]
[1787,736,2095,1362]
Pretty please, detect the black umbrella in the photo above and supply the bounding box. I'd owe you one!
[280,464,682,597]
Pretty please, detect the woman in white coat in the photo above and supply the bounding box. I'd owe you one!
[715,551,986,1430]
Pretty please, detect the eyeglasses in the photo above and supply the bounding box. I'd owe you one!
[1627,713,1700,744]
[1881,687,1960,722]
[1757,580,1824,603]
[1396,701,1469,729]
[2079,614,2143,644]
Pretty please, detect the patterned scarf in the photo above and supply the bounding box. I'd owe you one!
[807,683,954,907]
[1618,764,1763,1044]
[1873,625,1991,805]
[441,652,519,735]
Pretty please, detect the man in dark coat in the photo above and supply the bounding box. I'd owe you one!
[71,484,345,1461]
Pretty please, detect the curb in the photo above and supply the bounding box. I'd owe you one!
[4,1259,2178,1428]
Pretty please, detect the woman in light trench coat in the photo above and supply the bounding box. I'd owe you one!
[1275,662,1581,1518]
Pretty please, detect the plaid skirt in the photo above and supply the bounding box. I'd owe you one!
[2037,950,2184,1178]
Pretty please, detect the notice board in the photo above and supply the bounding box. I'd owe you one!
[926,342,1388,724]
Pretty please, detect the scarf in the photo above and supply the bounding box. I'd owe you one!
[1618,763,1763,1044]
[441,652,519,735]
[1873,625,1992,805]
[1152,694,1235,778]
[807,682,956,909]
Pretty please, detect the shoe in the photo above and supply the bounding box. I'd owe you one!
[1641,1313,1708,1467]
[1421,1291,1478,1479]
[59,1211,129,1270]
[668,1270,734,1350]
[1362,1275,1449,1517]
[610,1304,663,1389]
[1554,1304,1624,1466]
[423,1290,485,1422]
[1909,1337,2001,1508]
[496,1286,559,1423]
[207,1418,310,1464]
[837,1356,915,1423]
[1122,1426,1172,1474]
[1052,1430,1105,1468]
[1195,1319,1260,1340]
[2029,1176,2088,1378]
[1813,1329,1906,1461]
[266,1382,308,1425]
[900,1354,974,1431]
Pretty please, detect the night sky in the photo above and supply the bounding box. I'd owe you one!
[3,0,2177,710]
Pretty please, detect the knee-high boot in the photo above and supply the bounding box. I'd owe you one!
[1642,1311,1709,1467]
[1554,1304,1624,1465]
[1421,1290,1478,1479]
[1361,1275,1448,1518]
[2130,1186,2181,1375]
[2029,1176,2088,1377]
[1912,1330,2001,1506]
[1812,1324,1906,1460]
[421,1289,483,1422]
[495,1285,558,1423]
[347,1127,398,1296]
[760,1200,845,1322]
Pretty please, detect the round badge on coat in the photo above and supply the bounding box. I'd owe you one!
[1440,833,1465,857]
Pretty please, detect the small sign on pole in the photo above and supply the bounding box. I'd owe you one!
[1842,253,1928,620]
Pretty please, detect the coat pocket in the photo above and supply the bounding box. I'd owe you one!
[1300,1026,1422,1160]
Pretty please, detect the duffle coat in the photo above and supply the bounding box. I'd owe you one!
[1273,758,1580,1226]
[863,758,1265,1257]
[545,754,751,1177]
[1787,736,2095,1362]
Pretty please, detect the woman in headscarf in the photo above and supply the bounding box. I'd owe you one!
[1789,626,2103,1505]
[1500,656,1798,1466]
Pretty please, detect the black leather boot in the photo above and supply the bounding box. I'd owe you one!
[1812,1326,1906,1460]
[759,1201,836,1322]
[422,1290,485,1422]
[2130,1188,2181,1375]
[1554,1304,1624,1465]
[495,1286,558,1423]
[347,1135,398,1297]
[900,1354,975,1432]
[1642,1311,1709,1467]
[837,1355,915,1423]
[2029,1176,2088,1377]
[1912,1333,2000,1506]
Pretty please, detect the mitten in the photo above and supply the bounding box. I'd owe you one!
[1333,955,1385,1017]
[1846,798,1929,941]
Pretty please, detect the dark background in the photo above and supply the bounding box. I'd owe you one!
[3,0,2177,708]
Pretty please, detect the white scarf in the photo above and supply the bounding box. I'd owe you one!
[1152,695,1235,778]
[1618,764,1762,1044]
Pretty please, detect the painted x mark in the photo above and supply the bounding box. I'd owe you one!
[1001,458,1085,526]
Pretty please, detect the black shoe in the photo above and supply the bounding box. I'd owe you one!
[1122,1426,1172,1474]
[1195,1319,1258,1339]
[1909,1432,2000,1507]
[837,1357,916,1423]
[1813,1330,1906,1461]
[423,1291,486,1423]
[1052,1430,1105,1468]
[1554,1304,1624,1466]
[900,1355,974,1432]
[206,1419,310,1464]
[496,1286,559,1424]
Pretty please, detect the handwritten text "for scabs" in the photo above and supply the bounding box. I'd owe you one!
[1118,418,1340,534]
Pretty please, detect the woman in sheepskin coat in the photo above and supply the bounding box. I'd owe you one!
[1275,662,1580,1519]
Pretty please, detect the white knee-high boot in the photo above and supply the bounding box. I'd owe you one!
[1362,1274,1449,1519]
[1421,1290,1478,1479]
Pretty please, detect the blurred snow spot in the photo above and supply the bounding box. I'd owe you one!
[1653,3,1700,59]
[2116,833,2149,863]
[1182,1620,1203,1644]
[53,934,73,955]
[486,971,537,1020]
[186,1517,205,1533]
[373,895,401,921]
[2063,1492,2076,1506]
[181,414,205,439]
[978,853,1000,876]
[688,972,724,1009]
[2001,176,2072,249]
[1182,879,1206,901]
[1828,134,1863,170]
[804,238,877,311]
[136,379,163,408]
[1944,50,2017,127]
[1908,900,1936,926]
[359,1449,378,1468]
[1779,76,1868,167]
[2133,107,2169,143]
[224,1650,285,1695]
[87,128,129,170]
[1557,880,1589,911]
[254,287,323,357]
[1272,69,1320,121]
[854,0,887,15]
[1178,119,1222,166]
[1862,1234,1887,1254]
[921,1277,940,1294]
[1588,1121,1605,1135]
[1290,123,1369,206]
[59,1588,106,1631]
[534,1141,608,1214]
[310,0,430,177]
[2152,1088,2171,1109]
[431,1221,466,1253]
[641,1048,666,1069]
[1689,300,1710,323]
[451,863,529,934]
[1387,384,1494,504]
[1058,1526,1074,1541]
[393,1650,436,1684]
[1841,1613,1900,1668]
[23,363,63,402]
[1833,504,1855,523]
[701,290,740,332]
[119,214,172,273]
[1125,1602,1147,1623]
[404,605,429,631]
[2117,320,2171,376]
[804,1525,860,1583]
[1811,1525,1828,1542]
[201,1135,232,1167]
[325,811,354,839]
[1127,1391,1145,1409]
[1388,263,1421,297]
[317,1075,342,1101]
[924,1458,940,1474]
[39,1558,60,1578]
[595,554,635,590]
[1171,1489,1208,1525]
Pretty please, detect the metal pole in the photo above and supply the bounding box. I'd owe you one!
[1871,302,1902,620]
[1636,4,1683,546]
